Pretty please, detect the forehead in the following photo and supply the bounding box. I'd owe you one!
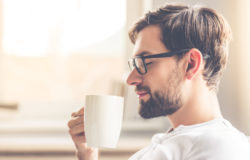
[132,25,169,57]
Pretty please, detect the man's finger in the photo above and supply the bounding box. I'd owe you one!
[72,107,84,117]
[69,123,85,135]
[68,116,83,128]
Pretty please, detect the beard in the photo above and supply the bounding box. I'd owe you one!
[137,66,183,119]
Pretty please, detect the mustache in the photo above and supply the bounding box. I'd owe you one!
[135,85,151,93]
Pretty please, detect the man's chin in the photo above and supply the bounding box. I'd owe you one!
[139,109,164,119]
[138,102,180,119]
[138,103,160,119]
[139,99,147,104]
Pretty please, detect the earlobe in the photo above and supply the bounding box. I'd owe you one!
[185,48,202,80]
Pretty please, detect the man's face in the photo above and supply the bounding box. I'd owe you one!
[126,25,184,119]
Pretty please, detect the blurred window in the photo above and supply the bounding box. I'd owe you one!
[2,0,126,56]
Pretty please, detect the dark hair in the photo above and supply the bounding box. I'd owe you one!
[129,3,232,91]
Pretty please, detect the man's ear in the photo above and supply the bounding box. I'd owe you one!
[184,48,203,80]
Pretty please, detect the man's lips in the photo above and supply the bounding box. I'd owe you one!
[136,91,149,98]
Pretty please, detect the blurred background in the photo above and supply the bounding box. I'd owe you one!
[0,0,249,159]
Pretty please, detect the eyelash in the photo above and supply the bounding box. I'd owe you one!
[145,62,153,66]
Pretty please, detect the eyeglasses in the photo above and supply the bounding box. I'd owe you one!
[128,49,209,75]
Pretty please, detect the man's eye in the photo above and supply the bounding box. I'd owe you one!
[145,62,153,66]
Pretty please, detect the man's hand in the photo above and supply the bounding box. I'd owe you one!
[68,107,99,160]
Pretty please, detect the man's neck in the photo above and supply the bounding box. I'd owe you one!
[167,89,223,128]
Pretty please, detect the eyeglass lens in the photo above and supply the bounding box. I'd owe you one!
[128,57,146,74]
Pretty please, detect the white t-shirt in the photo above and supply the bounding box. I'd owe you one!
[129,119,250,160]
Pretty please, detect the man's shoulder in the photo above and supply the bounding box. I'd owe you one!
[184,123,250,159]
[142,121,250,160]
[193,128,249,147]
[191,120,250,146]
[184,130,250,159]
[158,119,250,152]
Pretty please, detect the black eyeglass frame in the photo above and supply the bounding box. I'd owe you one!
[128,48,210,75]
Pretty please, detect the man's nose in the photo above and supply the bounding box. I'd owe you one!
[126,69,143,86]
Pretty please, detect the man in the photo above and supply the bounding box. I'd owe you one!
[68,3,250,160]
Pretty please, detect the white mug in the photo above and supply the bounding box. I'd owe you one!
[84,95,124,148]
